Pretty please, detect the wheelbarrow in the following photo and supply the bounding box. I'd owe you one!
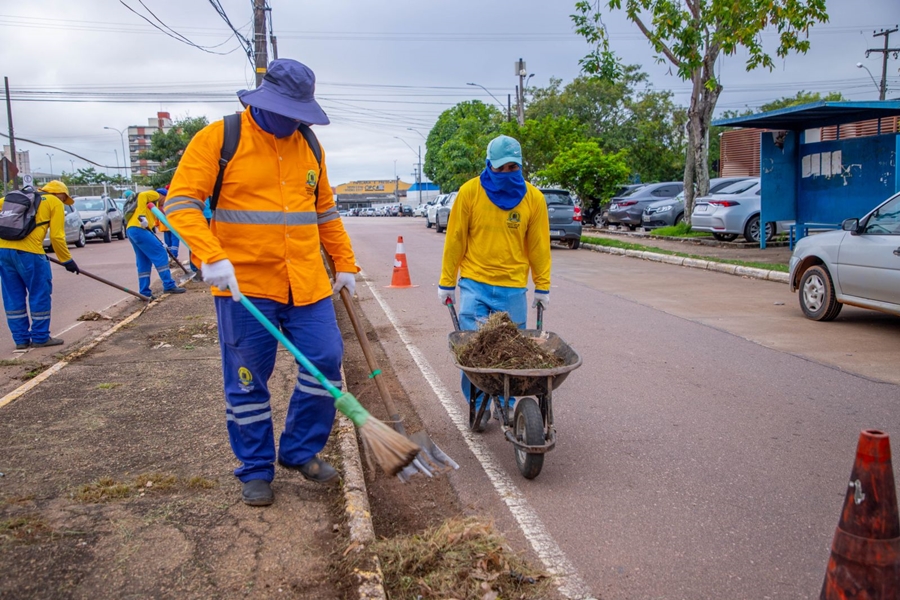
[447,303,582,479]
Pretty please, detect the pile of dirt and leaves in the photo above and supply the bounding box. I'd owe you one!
[452,312,562,370]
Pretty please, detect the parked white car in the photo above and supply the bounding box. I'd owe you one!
[789,191,900,321]
[426,194,448,229]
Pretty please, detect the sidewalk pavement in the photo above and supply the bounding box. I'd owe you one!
[0,281,376,599]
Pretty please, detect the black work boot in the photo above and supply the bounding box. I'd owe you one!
[241,479,274,506]
[33,337,64,348]
[279,456,339,484]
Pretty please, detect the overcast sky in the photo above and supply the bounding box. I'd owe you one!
[1,0,898,186]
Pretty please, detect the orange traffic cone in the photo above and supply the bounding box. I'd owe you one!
[385,236,418,288]
[820,429,900,599]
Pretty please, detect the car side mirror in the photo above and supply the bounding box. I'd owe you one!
[841,218,860,234]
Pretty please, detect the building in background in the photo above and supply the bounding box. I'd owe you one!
[333,179,412,210]
[405,182,441,205]
[128,112,173,177]
[2,146,30,175]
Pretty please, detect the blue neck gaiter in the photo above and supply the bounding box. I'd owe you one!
[251,106,300,138]
[479,159,527,210]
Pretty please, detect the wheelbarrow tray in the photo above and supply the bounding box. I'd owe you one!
[448,329,582,397]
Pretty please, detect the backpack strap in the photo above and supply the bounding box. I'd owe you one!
[298,123,322,208]
[211,113,242,212]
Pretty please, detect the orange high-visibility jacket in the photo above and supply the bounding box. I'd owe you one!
[166,108,358,306]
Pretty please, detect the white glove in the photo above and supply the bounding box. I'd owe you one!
[201,259,241,301]
[138,216,149,229]
[438,287,456,306]
[332,272,356,296]
[532,291,550,309]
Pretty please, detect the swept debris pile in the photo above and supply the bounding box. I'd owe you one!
[453,312,562,370]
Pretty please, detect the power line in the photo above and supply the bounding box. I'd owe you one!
[117,1,243,55]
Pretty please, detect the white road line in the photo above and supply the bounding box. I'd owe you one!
[362,271,596,600]
[55,321,84,336]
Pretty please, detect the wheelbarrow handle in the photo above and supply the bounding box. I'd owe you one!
[536,303,543,331]
[445,299,461,332]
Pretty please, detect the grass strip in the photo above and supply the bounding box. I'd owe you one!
[582,236,789,273]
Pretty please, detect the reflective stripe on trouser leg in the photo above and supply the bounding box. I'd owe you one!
[128,227,177,293]
[276,297,342,467]
[457,278,527,410]
[163,231,179,256]
[215,296,280,482]
[0,249,32,345]
[0,250,53,344]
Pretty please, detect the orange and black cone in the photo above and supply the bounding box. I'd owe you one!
[820,429,900,599]
[385,236,418,288]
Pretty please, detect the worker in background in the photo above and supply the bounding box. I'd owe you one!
[156,187,180,259]
[0,180,80,349]
[166,58,359,507]
[438,135,551,430]
[126,189,185,299]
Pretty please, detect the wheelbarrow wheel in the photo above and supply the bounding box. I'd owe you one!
[513,397,544,479]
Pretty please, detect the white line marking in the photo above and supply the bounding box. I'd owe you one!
[55,321,84,336]
[362,271,596,600]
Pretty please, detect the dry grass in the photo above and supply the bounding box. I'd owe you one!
[453,312,563,370]
[74,477,134,503]
[186,476,218,489]
[73,472,212,503]
[0,514,52,543]
[371,517,549,600]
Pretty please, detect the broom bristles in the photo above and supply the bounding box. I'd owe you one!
[359,417,420,476]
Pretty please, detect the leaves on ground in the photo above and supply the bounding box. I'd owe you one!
[453,312,563,370]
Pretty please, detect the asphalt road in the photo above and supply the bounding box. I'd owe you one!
[344,216,900,600]
[0,235,188,360]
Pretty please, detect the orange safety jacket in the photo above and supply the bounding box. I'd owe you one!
[166,108,358,306]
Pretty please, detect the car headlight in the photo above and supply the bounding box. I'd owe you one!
[656,205,673,213]
[87,216,103,223]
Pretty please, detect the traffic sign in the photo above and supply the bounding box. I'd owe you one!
[22,174,33,186]
[0,156,18,183]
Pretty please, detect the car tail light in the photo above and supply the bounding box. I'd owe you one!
[617,200,637,207]
[573,206,582,222]
[708,200,741,207]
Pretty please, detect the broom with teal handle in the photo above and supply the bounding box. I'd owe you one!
[148,203,420,476]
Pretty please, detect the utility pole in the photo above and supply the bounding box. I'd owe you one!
[507,93,512,122]
[866,27,899,101]
[417,146,422,205]
[253,0,268,87]
[266,4,278,60]
[515,58,526,126]
[4,76,18,188]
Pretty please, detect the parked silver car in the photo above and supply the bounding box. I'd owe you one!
[427,194,450,229]
[541,188,582,249]
[73,196,125,243]
[690,178,791,243]
[435,192,458,233]
[43,203,86,250]
[608,182,684,229]
[789,191,900,321]
[642,177,753,230]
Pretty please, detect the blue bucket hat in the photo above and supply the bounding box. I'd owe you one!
[237,59,329,126]
[155,187,168,196]
[486,135,522,168]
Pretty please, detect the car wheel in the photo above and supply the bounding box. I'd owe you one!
[436,221,444,233]
[116,223,125,240]
[799,265,843,321]
[101,222,112,243]
[592,211,608,228]
[627,224,637,231]
[426,217,433,229]
[566,238,581,250]
[744,215,775,243]
[75,228,86,248]
[674,213,684,226]
[712,232,738,242]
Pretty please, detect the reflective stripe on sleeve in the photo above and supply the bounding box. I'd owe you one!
[165,197,206,214]
[317,208,339,224]
[213,209,317,226]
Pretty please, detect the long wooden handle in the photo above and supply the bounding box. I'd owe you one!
[47,255,151,301]
[323,251,406,430]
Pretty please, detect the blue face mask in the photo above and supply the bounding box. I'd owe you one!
[251,106,300,138]
[479,159,527,210]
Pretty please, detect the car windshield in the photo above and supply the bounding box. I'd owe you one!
[618,186,643,198]
[717,179,759,195]
[543,191,574,206]
[74,198,105,212]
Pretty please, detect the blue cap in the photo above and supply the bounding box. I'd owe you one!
[237,59,329,125]
[122,190,135,200]
[486,135,522,168]
[155,188,168,196]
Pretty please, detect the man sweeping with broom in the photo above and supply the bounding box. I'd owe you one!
[165,59,366,506]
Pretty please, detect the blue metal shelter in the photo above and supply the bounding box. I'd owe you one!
[713,101,900,248]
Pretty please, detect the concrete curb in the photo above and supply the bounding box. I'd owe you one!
[581,242,791,284]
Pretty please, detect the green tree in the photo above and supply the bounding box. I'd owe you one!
[572,0,829,224]
[138,115,209,188]
[424,101,503,192]
[535,141,630,209]
[499,116,589,178]
[525,67,686,183]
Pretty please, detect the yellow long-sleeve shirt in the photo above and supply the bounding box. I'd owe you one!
[439,177,551,291]
[126,190,161,229]
[0,193,73,262]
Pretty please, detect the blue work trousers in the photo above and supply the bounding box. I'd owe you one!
[127,227,177,297]
[0,249,53,345]
[163,231,180,257]
[215,295,343,483]
[457,277,527,411]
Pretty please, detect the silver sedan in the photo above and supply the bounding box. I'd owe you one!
[690,178,786,243]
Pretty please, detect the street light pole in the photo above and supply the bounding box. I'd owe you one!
[856,63,882,98]
[104,126,128,180]
[394,136,423,205]
[46,153,53,179]
[466,83,508,119]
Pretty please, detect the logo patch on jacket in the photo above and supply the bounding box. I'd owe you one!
[507,212,521,229]
[306,170,318,187]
